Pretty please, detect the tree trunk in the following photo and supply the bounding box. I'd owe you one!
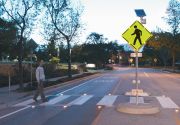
[67,39,72,78]
[18,36,24,90]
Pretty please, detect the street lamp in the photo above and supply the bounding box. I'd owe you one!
[129,58,133,66]
[7,55,9,62]
[108,59,111,64]
[117,50,122,65]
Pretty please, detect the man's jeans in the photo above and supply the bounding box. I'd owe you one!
[33,81,46,101]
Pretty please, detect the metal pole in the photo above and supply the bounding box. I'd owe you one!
[136,50,139,105]
[8,72,11,93]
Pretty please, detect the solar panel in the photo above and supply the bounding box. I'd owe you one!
[135,9,146,17]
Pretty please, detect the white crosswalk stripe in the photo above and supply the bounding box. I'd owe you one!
[130,97,144,104]
[14,95,180,109]
[68,95,93,106]
[42,95,70,106]
[96,95,118,107]
[156,96,179,109]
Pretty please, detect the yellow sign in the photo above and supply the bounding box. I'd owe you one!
[122,21,153,51]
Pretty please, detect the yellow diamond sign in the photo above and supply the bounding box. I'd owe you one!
[122,21,153,51]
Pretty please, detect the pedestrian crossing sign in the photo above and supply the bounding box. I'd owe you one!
[122,21,153,51]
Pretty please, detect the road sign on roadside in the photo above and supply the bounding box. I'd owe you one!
[122,21,153,51]
[154,58,157,63]
[130,53,142,57]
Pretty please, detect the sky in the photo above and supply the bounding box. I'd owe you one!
[31,0,171,45]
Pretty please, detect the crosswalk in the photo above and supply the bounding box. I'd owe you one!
[68,95,93,106]
[130,97,144,104]
[13,94,180,109]
[156,96,179,109]
[96,95,118,107]
[41,95,70,106]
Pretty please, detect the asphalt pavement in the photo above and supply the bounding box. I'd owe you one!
[0,67,180,125]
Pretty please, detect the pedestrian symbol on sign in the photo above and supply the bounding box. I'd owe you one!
[131,25,142,45]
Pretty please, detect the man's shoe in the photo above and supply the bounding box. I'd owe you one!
[42,98,48,102]
[33,98,38,102]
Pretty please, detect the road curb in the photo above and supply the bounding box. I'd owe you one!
[116,103,160,115]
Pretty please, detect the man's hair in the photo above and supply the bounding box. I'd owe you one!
[36,59,43,66]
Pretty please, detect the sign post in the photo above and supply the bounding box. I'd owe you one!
[135,50,139,104]
[154,58,157,71]
[130,53,142,57]
[122,20,153,105]
[154,58,157,66]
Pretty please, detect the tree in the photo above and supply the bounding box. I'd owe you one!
[82,33,109,67]
[47,39,57,57]
[35,45,49,61]
[79,33,124,68]
[23,38,38,60]
[71,44,83,63]
[146,32,173,67]
[0,0,40,89]
[0,18,17,59]
[85,32,108,44]
[164,0,180,69]
[43,0,83,78]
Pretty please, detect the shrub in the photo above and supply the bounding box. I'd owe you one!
[49,57,60,64]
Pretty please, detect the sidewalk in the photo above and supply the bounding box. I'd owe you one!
[162,68,180,73]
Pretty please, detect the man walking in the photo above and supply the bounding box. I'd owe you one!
[131,25,142,45]
[33,60,48,102]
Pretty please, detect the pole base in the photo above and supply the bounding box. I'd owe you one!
[116,103,160,115]
[125,89,149,96]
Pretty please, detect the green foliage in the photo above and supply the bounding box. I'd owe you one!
[86,32,108,44]
[165,0,180,35]
[47,40,57,57]
[71,32,125,68]
[0,18,17,59]
[49,57,60,64]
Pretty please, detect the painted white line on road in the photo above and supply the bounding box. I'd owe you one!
[68,95,93,105]
[163,71,171,74]
[57,76,103,95]
[42,95,70,105]
[130,97,144,104]
[97,95,118,107]
[156,96,179,109]
[164,74,180,82]
[93,80,115,83]
[0,106,31,120]
[144,72,149,77]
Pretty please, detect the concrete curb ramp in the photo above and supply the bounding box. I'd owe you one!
[116,103,160,115]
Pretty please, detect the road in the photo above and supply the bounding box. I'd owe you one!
[0,67,180,125]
